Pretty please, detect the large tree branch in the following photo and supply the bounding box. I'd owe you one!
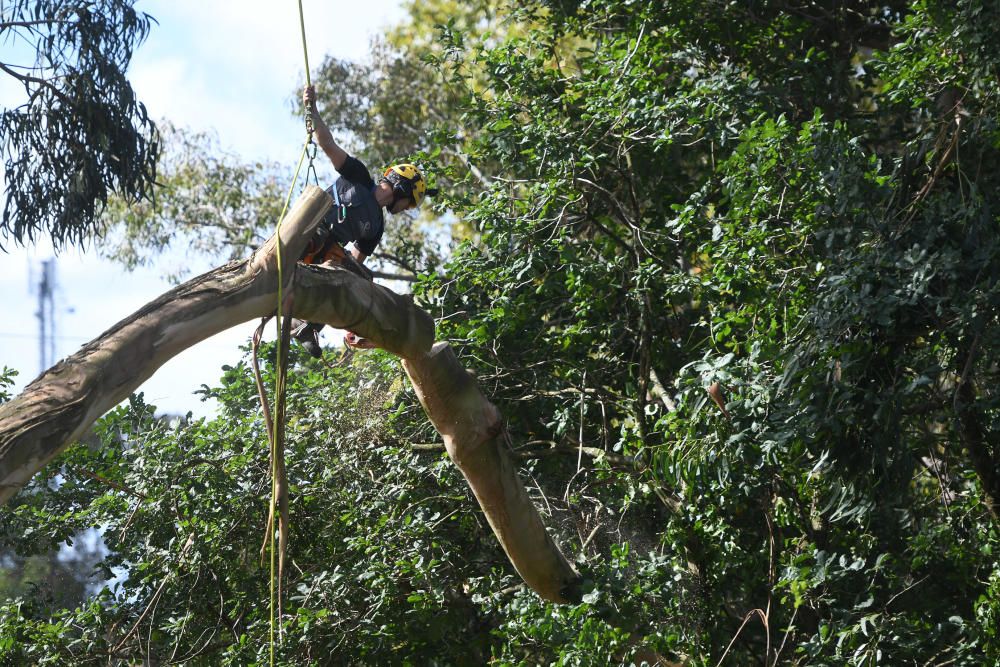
[403,344,581,603]
[0,186,328,501]
[0,185,580,603]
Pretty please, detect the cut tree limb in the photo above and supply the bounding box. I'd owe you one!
[0,186,581,603]
[404,343,582,603]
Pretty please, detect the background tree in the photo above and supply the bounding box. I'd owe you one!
[92,0,513,280]
[416,0,1000,661]
[311,0,510,181]
[0,0,158,249]
[97,123,287,282]
[308,0,523,277]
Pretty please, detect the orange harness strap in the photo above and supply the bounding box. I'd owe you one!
[301,239,347,265]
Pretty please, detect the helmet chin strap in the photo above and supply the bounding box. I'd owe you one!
[389,182,413,212]
[388,191,407,212]
[379,175,414,212]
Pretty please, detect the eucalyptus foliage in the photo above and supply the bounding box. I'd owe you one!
[98,123,287,282]
[0,0,158,250]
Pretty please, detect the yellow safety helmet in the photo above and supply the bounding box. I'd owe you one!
[383,163,428,207]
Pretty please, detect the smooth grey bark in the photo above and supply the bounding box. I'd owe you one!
[404,344,581,603]
[0,186,580,602]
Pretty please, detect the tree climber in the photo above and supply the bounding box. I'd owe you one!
[291,84,434,357]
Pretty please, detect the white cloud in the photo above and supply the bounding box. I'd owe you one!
[129,0,393,160]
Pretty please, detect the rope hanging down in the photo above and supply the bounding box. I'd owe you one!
[298,0,319,188]
[248,2,320,662]
[252,133,311,658]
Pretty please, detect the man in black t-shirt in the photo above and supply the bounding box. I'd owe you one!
[292,85,433,357]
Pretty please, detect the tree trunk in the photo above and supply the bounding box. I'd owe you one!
[0,186,580,602]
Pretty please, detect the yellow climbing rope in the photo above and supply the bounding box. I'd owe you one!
[253,3,320,664]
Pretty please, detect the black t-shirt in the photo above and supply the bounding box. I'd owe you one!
[321,155,384,257]
[338,154,374,189]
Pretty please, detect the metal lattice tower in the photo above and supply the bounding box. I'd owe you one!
[35,258,56,374]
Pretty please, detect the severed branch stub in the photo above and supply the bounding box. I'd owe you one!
[0,186,581,603]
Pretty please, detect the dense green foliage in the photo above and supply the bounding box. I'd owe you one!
[413,0,1000,662]
[0,0,158,249]
[2,350,655,665]
[4,0,1000,664]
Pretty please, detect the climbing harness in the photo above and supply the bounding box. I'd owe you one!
[300,184,348,264]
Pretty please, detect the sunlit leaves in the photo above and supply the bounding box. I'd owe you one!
[98,124,286,281]
[4,0,1000,664]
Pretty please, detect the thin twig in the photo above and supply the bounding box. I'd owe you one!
[112,532,196,654]
[772,604,799,666]
[0,61,71,103]
[73,466,147,500]
[714,609,767,667]
[0,19,74,30]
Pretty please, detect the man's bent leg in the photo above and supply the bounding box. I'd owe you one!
[291,320,325,358]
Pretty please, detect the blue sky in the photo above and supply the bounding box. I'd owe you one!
[1,1,397,415]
